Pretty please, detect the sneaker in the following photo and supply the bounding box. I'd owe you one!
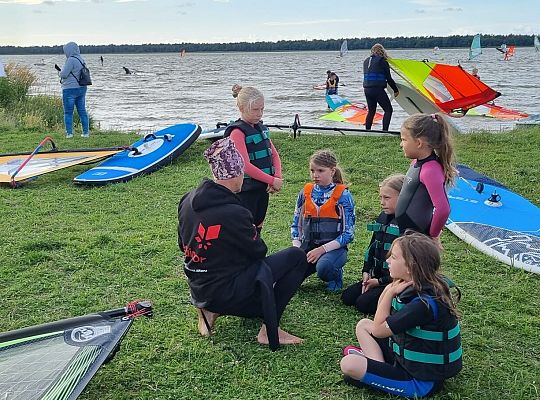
[66,133,73,138]
[81,133,89,138]
[343,345,364,357]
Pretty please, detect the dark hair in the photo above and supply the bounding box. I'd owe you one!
[310,149,344,184]
[390,231,459,317]
[402,113,457,186]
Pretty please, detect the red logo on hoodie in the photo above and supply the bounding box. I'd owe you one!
[195,223,221,250]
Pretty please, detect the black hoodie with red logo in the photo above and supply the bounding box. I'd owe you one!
[178,178,268,307]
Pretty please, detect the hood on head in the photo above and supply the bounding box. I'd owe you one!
[63,42,80,58]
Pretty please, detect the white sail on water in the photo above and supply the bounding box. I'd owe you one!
[339,40,348,57]
[469,34,482,60]
[534,35,540,52]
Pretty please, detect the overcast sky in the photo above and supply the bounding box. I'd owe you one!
[1,0,539,47]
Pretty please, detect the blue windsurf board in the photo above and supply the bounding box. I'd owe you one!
[74,123,201,185]
[446,164,540,274]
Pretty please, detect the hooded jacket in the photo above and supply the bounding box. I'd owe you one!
[59,42,86,89]
[178,178,268,308]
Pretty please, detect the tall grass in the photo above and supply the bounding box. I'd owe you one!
[0,63,91,132]
[1,126,539,399]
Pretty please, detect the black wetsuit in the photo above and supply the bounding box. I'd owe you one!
[363,55,398,131]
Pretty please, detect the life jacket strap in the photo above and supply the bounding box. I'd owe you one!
[249,147,272,161]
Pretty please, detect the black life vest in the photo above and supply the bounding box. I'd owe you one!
[363,213,399,280]
[363,55,388,88]
[224,120,275,191]
[395,153,439,235]
[300,183,347,251]
[389,286,463,381]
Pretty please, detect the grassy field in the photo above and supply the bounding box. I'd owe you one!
[1,126,539,400]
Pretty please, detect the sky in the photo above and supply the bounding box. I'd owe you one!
[1,0,539,47]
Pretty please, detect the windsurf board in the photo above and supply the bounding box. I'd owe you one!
[446,164,540,274]
[73,123,201,185]
[199,126,226,141]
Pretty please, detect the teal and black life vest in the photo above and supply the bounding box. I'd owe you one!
[224,120,275,191]
[300,183,347,251]
[363,55,388,88]
[395,153,439,235]
[389,286,463,381]
[363,213,399,283]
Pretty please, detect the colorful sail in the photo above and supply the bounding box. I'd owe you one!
[468,34,482,60]
[0,137,124,186]
[388,58,501,114]
[338,40,348,57]
[0,301,152,400]
[467,103,529,120]
[535,35,540,52]
[321,94,382,125]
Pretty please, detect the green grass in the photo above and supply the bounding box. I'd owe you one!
[1,127,539,400]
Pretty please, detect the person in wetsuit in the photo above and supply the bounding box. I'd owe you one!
[363,43,399,131]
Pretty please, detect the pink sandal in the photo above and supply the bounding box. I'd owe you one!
[342,345,364,356]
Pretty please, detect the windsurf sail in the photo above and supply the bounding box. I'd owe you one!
[468,34,482,60]
[0,137,125,187]
[388,58,501,115]
[535,35,540,52]
[496,43,507,54]
[321,94,383,125]
[338,40,348,58]
[467,103,529,120]
[0,300,152,400]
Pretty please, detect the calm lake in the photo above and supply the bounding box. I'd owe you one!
[4,47,540,134]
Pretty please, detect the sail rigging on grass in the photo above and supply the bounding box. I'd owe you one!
[468,34,482,60]
[0,301,152,400]
[0,137,125,187]
[388,58,500,115]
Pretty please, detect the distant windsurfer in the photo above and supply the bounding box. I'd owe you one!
[100,56,104,66]
[123,66,132,75]
[0,60,6,78]
[471,67,480,80]
[362,43,399,131]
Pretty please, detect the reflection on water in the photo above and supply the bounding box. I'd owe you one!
[5,48,540,133]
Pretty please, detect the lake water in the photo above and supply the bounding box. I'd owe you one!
[4,48,540,134]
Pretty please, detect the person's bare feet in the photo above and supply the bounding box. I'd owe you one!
[257,324,304,345]
[196,308,219,337]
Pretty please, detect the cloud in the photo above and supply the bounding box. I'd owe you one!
[212,0,230,3]
[444,7,462,11]
[415,9,425,13]
[409,0,447,5]
[264,18,353,27]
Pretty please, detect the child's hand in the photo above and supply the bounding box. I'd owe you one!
[271,177,283,192]
[364,278,379,292]
[361,272,370,294]
[306,246,325,264]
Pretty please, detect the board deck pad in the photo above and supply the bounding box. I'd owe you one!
[446,164,540,273]
[74,123,201,185]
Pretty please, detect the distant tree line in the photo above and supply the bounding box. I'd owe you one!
[1,34,536,55]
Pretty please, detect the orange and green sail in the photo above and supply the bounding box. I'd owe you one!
[388,58,500,114]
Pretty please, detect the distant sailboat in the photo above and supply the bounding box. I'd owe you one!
[534,35,540,52]
[338,40,348,58]
[468,34,482,60]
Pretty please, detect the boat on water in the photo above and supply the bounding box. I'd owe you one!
[468,34,482,60]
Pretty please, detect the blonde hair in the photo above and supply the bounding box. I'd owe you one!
[231,85,264,111]
[390,231,460,318]
[310,149,345,184]
[380,174,405,193]
[402,113,457,186]
[371,43,389,59]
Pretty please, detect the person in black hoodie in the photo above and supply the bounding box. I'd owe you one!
[363,43,399,131]
[178,138,308,350]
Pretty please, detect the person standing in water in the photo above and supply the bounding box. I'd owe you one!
[363,43,399,131]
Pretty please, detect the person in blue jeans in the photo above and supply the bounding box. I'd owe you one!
[56,41,89,138]
[291,149,355,292]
